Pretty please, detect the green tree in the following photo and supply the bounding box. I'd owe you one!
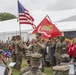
[0,12,16,21]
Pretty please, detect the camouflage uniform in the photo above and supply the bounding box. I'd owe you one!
[60,36,67,54]
[20,54,31,75]
[44,42,52,67]
[61,41,67,54]
[12,40,23,70]
[52,65,69,75]
[16,40,23,70]
[0,41,4,50]
[30,42,44,56]
[49,39,56,66]
[22,53,46,75]
[22,70,46,75]
[12,40,18,63]
[2,43,9,52]
[20,66,31,75]
[30,43,45,72]
[29,33,45,72]
[55,40,62,65]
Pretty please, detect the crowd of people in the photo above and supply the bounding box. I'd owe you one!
[0,33,76,75]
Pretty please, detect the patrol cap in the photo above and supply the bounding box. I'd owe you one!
[60,36,65,41]
[36,33,42,38]
[31,53,42,61]
[52,65,69,71]
[55,36,61,39]
[61,54,69,59]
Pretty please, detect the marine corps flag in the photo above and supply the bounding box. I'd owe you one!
[33,16,62,40]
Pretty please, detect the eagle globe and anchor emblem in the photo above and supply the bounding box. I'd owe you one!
[38,24,53,37]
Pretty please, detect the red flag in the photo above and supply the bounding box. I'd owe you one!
[33,17,62,40]
[18,1,36,29]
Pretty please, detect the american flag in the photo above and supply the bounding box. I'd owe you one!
[18,1,36,29]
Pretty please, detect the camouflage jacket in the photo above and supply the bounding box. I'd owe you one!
[22,69,46,75]
[29,42,45,56]
[20,65,31,75]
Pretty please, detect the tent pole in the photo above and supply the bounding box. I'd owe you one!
[4,32,5,42]
[16,31,17,35]
[19,23,21,36]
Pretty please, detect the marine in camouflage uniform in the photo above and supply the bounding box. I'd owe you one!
[0,41,4,50]
[0,50,12,75]
[12,36,17,65]
[20,66,31,75]
[29,33,45,72]
[55,36,67,65]
[22,53,46,75]
[16,35,23,71]
[2,42,9,52]
[12,35,23,70]
[49,38,56,66]
[52,65,69,75]
[21,33,45,72]
[60,36,67,54]
[44,41,52,67]
[55,36,62,65]
[20,54,31,75]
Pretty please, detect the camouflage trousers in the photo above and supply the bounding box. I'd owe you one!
[55,55,61,65]
[16,54,22,70]
[12,53,22,70]
[12,53,16,62]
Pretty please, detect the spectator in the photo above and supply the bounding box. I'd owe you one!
[0,50,12,75]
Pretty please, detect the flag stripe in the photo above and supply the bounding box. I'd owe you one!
[19,18,27,20]
[19,19,33,25]
[19,16,32,20]
[20,22,33,24]
[19,14,34,21]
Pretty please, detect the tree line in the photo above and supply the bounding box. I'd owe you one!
[0,12,16,21]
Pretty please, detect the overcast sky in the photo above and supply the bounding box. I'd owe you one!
[0,0,76,16]
[0,0,76,33]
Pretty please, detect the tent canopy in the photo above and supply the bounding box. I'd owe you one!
[56,21,76,32]
[0,9,76,33]
[0,19,33,33]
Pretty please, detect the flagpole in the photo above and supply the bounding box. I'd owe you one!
[45,15,52,22]
[17,0,21,36]
[19,23,21,36]
[25,29,33,42]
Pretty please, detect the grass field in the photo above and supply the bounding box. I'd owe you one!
[9,58,53,75]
